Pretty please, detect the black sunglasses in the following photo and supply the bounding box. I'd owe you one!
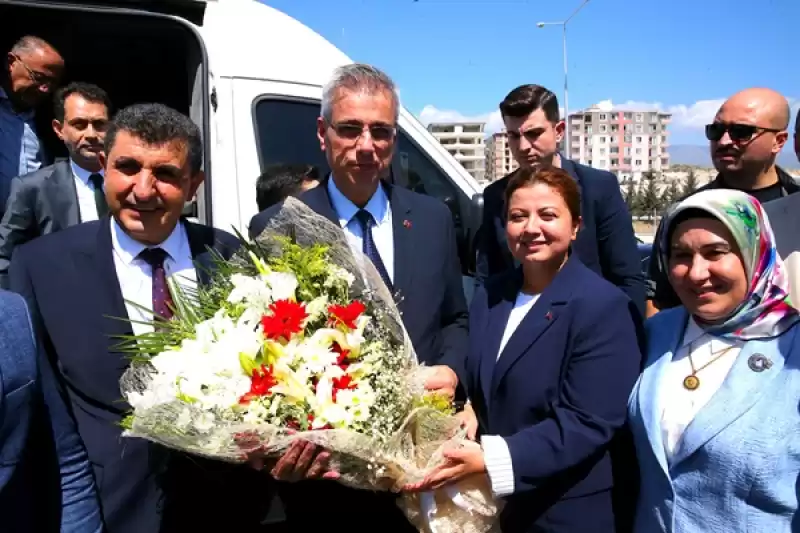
[705,122,783,142]
[329,121,396,143]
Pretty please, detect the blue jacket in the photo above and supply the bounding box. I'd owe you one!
[476,159,645,317]
[467,258,642,532]
[0,289,102,532]
[629,307,800,532]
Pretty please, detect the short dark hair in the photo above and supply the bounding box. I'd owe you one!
[53,82,112,122]
[105,103,202,174]
[505,166,581,222]
[256,164,319,211]
[499,84,560,123]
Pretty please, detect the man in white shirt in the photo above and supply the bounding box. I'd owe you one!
[0,81,111,288]
[8,103,283,533]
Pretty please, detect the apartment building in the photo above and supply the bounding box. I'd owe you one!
[567,105,671,181]
[485,131,519,183]
[428,122,486,182]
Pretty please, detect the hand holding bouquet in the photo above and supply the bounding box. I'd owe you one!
[119,198,500,532]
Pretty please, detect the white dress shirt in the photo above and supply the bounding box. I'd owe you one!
[110,217,197,337]
[71,159,103,222]
[482,291,541,498]
[326,177,394,282]
[659,317,741,461]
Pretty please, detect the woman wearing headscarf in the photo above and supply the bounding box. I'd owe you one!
[629,188,800,532]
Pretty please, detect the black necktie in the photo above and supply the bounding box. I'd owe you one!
[354,209,393,292]
[88,173,109,218]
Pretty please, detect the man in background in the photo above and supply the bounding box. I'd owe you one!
[256,163,319,211]
[0,82,111,288]
[1,36,64,216]
[476,84,645,316]
[648,88,798,314]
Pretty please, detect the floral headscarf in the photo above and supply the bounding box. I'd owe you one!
[659,189,799,340]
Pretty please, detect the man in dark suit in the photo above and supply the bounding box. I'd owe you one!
[0,289,103,533]
[476,84,645,317]
[249,63,469,532]
[0,81,111,288]
[10,103,280,533]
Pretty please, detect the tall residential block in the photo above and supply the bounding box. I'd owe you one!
[428,122,486,182]
[486,131,519,182]
[567,105,671,181]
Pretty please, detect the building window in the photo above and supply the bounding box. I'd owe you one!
[599,136,607,143]
[624,134,632,143]
[635,113,644,122]
[610,158,619,166]
[599,148,607,155]
[635,148,642,155]
[624,147,631,156]
[610,146,619,154]
[636,136,643,143]
[600,124,608,133]
[599,160,606,167]
[624,157,632,165]
[599,113,607,121]
[635,159,642,166]
[623,112,632,120]
[611,125,619,133]
[635,124,643,133]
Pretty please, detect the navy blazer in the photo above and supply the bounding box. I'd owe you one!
[467,258,642,533]
[475,160,645,317]
[249,180,469,532]
[0,290,102,533]
[8,218,280,533]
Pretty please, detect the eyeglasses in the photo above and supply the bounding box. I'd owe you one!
[11,54,58,90]
[705,122,783,142]
[328,121,396,144]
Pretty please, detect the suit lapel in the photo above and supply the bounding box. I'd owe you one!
[87,217,133,340]
[636,309,688,476]
[669,328,796,467]
[489,258,577,397]
[184,220,215,286]
[479,270,519,404]
[388,186,413,307]
[45,160,80,226]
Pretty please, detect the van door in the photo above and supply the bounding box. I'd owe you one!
[228,77,477,299]
[1,0,207,23]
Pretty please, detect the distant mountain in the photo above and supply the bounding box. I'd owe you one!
[670,144,799,170]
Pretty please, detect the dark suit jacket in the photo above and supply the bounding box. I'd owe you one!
[0,159,79,288]
[9,218,280,533]
[249,180,469,532]
[467,258,641,533]
[476,160,645,318]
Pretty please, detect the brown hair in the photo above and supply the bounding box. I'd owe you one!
[504,167,581,222]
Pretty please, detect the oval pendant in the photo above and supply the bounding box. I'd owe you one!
[683,375,700,391]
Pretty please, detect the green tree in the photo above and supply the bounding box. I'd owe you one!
[681,169,698,198]
[638,171,661,217]
[664,180,681,209]
[624,177,640,216]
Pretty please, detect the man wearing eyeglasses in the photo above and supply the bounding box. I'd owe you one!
[1,36,64,218]
[647,87,797,314]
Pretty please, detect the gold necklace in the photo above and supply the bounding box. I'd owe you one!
[683,343,736,391]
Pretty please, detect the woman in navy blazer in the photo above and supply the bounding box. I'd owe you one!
[629,189,800,532]
[406,167,642,532]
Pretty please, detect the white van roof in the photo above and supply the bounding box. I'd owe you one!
[199,0,352,84]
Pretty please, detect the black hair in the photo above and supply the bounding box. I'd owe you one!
[53,82,112,122]
[256,164,320,211]
[499,84,560,123]
[104,103,202,174]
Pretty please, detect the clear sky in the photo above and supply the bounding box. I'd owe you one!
[261,0,797,144]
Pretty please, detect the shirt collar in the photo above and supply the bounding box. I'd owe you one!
[0,87,35,120]
[681,316,737,351]
[110,216,188,266]
[326,175,390,229]
[70,159,103,185]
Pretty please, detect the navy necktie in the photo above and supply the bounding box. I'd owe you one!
[88,173,109,218]
[138,247,174,322]
[354,209,393,292]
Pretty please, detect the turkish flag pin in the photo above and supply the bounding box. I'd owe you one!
[403,219,412,229]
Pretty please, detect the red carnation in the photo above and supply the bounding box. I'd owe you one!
[331,342,351,367]
[328,301,366,330]
[261,299,308,341]
[332,374,357,402]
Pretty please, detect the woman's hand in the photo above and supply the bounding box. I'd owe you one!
[424,365,458,399]
[403,441,486,492]
[456,403,478,440]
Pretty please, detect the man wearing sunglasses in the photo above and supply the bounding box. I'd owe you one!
[647,87,797,314]
[1,36,64,218]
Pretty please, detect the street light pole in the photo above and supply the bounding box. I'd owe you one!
[537,0,591,160]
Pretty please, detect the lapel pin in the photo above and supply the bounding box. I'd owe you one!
[545,311,553,321]
[403,219,412,229]
[748,353,772,372]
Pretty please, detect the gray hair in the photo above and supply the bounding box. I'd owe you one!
[11,35,60,57]
[321,63,399,124]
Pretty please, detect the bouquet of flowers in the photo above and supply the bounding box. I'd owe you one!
[119,198,499,533]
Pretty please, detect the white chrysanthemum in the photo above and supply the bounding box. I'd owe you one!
[242,400,269,425]
[324,264,355,289]
[294,340,338,375]
[227,273,273,310]
[126,373,178,411]
[263,271,298,302]
[305,295,329,323]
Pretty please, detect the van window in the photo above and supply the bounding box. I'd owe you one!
[253,97,460,212]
